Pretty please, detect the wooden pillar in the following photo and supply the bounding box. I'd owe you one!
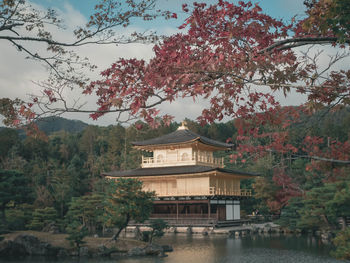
[208,200,211,219]
[176,202,179,221]
[216,205,219,220]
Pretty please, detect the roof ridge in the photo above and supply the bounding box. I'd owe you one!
[132,127,233,149]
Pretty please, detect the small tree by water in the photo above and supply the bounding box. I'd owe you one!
[104,178,155,241]
[142,219,168,244]
[66,221,88,250]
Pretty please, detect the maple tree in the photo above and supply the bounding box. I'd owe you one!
[83,0,349,125]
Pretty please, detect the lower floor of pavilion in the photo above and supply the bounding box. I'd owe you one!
[148,198,243,226]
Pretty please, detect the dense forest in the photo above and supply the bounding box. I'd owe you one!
[0,108,349,256]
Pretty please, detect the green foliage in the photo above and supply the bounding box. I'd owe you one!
[277,178,350,231]
[46,160,89,218]
[22,137,48,161]
[298,185,336,230]
[0,114,350,236]
[66,221,88,249]
[331,228,350,260]
[0,128,19,159]
[0,170,33,229]
[304,0,350,43]
[36,116,88,135]
[147,219,168,244]
[6,204,34,230]
[0,170,32,208]
[67,155,90,196]
[239,178,259,215]
[27,207,58,230]
[237,156,275,214]
[276,197,304,231]
[48,168,74,218]
[105,178,155,241]
[327,181,350,220]
[66,193,105,234]
[297,180,350,231]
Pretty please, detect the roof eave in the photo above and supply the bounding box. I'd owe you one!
[133,138,233,151]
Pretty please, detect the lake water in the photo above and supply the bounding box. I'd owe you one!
[1,234,349,263]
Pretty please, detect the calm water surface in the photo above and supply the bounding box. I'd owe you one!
[1,234,349,263]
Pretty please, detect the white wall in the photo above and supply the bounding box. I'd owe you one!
[153,148,193,162]
[233,200,240,220]
[226,204,234,220]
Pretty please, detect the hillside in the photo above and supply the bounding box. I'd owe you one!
[0,116,89,136]
[35,116,88,135]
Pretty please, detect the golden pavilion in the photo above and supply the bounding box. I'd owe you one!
[103,122,256,226]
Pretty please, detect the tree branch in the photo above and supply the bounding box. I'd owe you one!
[260,37,350,54]
[294,154,350,164]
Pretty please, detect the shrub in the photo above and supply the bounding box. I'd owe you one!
[331,228,350,260]
[26,207,58,230]
[148,219,168,244]
[6,204,34,230]
[66,221,88,249]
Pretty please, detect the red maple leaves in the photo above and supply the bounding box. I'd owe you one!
[86,1,298,126]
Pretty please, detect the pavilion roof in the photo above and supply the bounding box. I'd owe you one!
[102,165,258,178]
[132,127,234,150]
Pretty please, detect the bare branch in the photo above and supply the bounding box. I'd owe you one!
[294,154,350,164]
[260,37,350,54]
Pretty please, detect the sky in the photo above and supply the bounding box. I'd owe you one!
[0,0,341,126]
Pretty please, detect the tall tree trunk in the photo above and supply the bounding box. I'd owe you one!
[149,229,155,244]
[111,214,130,241]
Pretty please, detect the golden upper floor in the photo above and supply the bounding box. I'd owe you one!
[133,122,233,168]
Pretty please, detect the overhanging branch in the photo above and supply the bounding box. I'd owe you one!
[260,37,350,54]
[293,154,350,164]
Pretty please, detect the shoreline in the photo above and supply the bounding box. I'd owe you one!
[0,223,336,260]
[0,231,171,259]
[126,222,335,243]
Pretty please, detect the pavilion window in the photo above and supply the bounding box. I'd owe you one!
[156,154,164,163]
[181,152,189,161]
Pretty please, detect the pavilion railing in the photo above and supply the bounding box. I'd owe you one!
[151,187,251,197]
[141,153,224,168]
[146,217,218,226]
[208,187,252,196]
[149,213,217,219]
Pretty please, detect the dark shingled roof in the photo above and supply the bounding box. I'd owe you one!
[102,165,258,178]
[132,129,234,149]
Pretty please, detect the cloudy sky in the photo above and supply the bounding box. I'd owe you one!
[1,0,344,126]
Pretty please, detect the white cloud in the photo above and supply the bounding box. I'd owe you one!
[61,2,87,29]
